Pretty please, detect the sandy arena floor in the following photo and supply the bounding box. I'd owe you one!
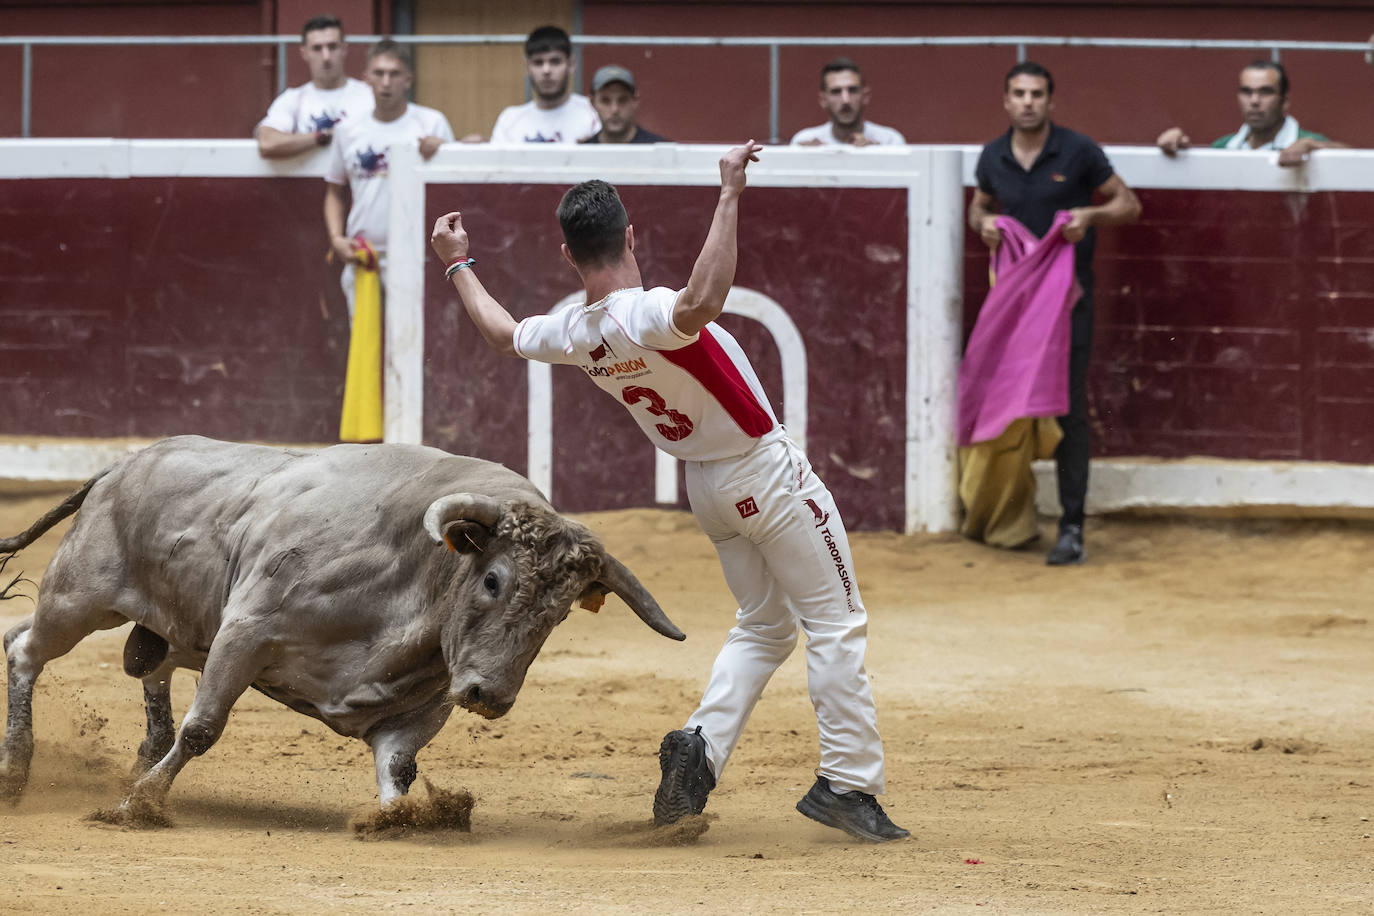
[1,490,1372,914]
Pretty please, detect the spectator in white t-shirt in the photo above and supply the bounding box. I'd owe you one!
[789,58,906,147]
[256,15,374,159]
[489,25,600,144]
[323,39,454,315]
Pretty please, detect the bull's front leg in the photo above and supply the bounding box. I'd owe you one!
[368,702,453,804]
[115,617,273,823]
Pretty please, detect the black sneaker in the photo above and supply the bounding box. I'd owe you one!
[1046,524,1085,565]
[653,726,716,826]
[796,774,910,842]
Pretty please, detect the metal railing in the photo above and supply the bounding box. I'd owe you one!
[3,33,1369,141]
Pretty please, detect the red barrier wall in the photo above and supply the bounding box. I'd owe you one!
[420,182,912,531]
[0,177,350,441]
[963,187,1374,464]
[5,175,1374,526]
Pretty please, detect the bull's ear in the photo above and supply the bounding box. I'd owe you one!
[441,520,490,554]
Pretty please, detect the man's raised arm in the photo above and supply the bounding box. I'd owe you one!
[430,212,518,357]
[672,141,764,337]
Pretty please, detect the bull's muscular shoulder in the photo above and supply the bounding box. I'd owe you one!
[82,436,547,599]
[101,436,544,514]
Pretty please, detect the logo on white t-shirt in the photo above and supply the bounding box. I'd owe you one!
[310,111,343,132]
[354,146,387,178]
[588,337,617,362]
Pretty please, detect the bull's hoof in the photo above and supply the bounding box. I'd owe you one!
[0,776,25,804]
[0,758,29,802]
[349,779,473,837]
[128,752,164,780]
[88,794,173,829]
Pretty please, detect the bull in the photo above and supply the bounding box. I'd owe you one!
[0,435,683,821]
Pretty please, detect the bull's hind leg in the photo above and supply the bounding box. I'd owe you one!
[118,615,271,817]
[123,625,175,776]
[1,617,37,800]
[3,597,126,800]
[132,666,176,777]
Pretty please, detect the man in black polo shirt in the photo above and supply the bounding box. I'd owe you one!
[967,61,1141,565]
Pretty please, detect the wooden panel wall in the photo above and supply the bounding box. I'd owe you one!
[414,0,577,141]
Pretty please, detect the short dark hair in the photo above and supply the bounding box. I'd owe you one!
[301,14,343,42]
[557,180,629,268]
[525,25,572,59]
[1004,60,1054,96]
[1243,59,1289,97]
[367,38,412,73]
[820,57,863,89]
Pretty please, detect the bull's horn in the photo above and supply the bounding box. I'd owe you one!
[423,493,503,544]
[596,553,685,641]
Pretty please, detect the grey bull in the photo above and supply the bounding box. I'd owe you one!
[0,436,683,821]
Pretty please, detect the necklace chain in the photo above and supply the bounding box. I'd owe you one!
[586,286,638,309]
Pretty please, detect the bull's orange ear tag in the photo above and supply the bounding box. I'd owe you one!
[441,527,483,553]
[578,591,606,613]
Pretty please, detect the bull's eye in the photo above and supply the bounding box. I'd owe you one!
[483,571,499,596]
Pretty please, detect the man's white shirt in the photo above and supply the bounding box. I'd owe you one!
[789,121,906,146]
[490,95,600,144]
[513,287,779,461]
[325,104,454,251]
[1220,115,1303,151]
[259,78,375,135]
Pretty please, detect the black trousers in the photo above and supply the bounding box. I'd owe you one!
[1055,294,1093,531]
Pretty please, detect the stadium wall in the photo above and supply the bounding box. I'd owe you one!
[3,139,1374,530]
[582,1,1374,148]
[2,2,1370,146]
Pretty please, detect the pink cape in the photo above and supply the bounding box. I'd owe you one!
[957,212,1081,447]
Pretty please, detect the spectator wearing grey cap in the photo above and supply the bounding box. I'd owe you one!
[582,64,668,144]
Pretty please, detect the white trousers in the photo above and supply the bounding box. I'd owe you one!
[683,428,886,795]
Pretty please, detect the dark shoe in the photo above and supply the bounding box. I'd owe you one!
[1046,525,1084,565]
[795,774,910,842]
[653,726,716,826]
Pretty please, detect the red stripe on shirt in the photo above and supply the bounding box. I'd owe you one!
[658,326,775,438]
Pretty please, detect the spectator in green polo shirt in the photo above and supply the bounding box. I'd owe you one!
[1156,60,1346,167]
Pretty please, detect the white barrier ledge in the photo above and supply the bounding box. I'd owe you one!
[1035,458,1374,515]
[10,139,1374,190]
[0,439,151,492]
[8,439,1373,521]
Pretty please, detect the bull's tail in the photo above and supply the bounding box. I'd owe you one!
[0,470,109,556]
[0,551,34,605]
